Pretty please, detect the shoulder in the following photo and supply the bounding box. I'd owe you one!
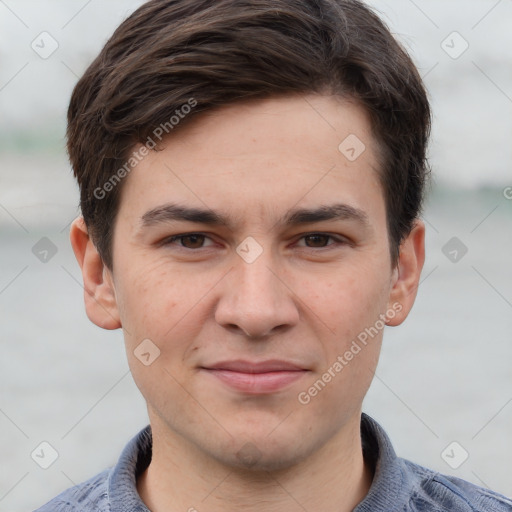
[32,424,152,512]
[33,468,111,512]
[359,414,511,511]
[402,458,512,512]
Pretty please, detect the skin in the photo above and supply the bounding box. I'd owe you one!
[70,93,425,512]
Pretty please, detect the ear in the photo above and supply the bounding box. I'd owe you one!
[386,219,425,326]
[69,217,121,330]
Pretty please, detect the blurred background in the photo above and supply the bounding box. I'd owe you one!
[1,1,511,510]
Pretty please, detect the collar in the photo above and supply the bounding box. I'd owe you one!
[106,413,410,511]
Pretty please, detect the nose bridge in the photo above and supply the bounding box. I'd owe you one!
[234,244,283,307]
[215,243,299,337]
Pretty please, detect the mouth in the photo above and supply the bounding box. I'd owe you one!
[200,359,309,394]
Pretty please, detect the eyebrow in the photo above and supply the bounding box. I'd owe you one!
[141,204,224,226]
[283,204,369,227]
[139,202,370,231]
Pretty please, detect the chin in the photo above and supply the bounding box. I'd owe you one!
[228,446,303,473]
[213,432,319,474]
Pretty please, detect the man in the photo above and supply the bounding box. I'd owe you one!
[35,0,512,510]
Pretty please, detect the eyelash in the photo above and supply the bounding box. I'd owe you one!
[160,232,350,250]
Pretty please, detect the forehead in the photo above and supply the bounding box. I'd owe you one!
[162,93,378,166]
[117,93,385,227]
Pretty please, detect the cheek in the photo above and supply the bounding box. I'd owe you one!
[296,258,389,400]
[303,259,390,339]
[297,276,385,418]
[114,258,188,353]
[115,257,220,364]
[116,262,201,406]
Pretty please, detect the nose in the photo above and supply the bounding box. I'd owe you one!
[214,249,300,338]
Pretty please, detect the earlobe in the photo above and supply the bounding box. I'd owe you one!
[386,220,425,326]
[69,217,121,330]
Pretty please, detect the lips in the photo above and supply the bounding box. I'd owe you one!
[200,359,308,394]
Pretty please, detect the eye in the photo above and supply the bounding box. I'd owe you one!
[303,234,331,248]
[296,233,348,248]
[162,233,214,249]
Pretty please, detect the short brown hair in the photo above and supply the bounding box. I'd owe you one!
[67,0,431,269]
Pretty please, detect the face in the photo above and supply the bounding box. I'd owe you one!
[73,93,424,471]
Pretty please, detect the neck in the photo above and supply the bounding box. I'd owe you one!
[137,412,373,512]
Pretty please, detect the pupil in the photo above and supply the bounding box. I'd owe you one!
[306,235,328,247]
[183,235,204,248]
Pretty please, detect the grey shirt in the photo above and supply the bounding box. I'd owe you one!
[34,413,512,511]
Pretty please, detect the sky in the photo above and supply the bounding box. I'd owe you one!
[0,0,511,190]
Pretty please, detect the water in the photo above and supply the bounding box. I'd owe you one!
[1,178,511,510]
